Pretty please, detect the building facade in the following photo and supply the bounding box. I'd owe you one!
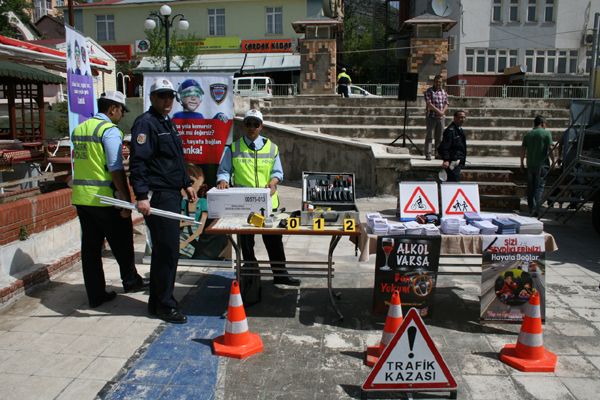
[413,0,600,87]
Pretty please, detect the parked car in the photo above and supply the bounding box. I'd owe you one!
[336,85,380,97]
[233,76,274,98]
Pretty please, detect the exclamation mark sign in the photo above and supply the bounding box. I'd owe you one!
[407,326,417,359]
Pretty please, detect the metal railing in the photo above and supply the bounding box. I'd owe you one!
[446,84,588,99]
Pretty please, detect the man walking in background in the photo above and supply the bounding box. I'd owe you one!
[71,91,148,308]
[424,75,449,161]
[337,68,352,98]
[521,116,554,217]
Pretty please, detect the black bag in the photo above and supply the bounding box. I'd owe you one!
[239,263,262,306]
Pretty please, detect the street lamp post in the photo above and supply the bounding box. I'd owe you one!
[144,4,189,72]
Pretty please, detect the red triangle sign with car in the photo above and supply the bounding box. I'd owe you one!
[362,308,457,392]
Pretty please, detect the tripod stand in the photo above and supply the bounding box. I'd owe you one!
[389,98,422,155]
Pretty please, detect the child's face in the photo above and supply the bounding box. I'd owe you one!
[182,95,201,112]
[505,276,513,283]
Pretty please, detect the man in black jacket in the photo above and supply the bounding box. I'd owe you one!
[438,110,467,182]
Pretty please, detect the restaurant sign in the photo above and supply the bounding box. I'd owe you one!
[242,39,293,53]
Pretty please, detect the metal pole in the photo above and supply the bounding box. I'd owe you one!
[164,15,171,72]
[67,0,74,26]
[589,13,599,99]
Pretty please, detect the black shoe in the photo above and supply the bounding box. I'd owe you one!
[273,276,301,286]
[148,302,157,316]
[425,155,432,161]
[124,277,150,293]
[89,291,117,308]
[156,307,187,324]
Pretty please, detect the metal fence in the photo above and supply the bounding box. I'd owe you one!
[445,85,588,99]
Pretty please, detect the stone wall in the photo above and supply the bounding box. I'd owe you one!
[298,39,337,95]
[409,38,449,94]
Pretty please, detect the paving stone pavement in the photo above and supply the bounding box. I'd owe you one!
[0,183,599,400]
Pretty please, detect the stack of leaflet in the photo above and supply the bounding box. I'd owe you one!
[479,212,497,221]
[471,219,498,235]
[492,218,518,234]
[404,220,424,235]
[371,218,389,235]
[509,215,544,234]
[423,223,440,236]
[366,213,382,234]
[388,222,406,235]
[463,212,482,224]
[440,217,462,234]
[460,224,480,235]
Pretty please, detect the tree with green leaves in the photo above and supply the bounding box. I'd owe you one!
[0,0,34,38]
[144,27,201,72]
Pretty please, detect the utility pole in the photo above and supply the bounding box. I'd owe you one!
[589,12,599,99]
[67,0,74,26]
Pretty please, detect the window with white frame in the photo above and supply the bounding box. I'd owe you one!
[96,15,115,41]
[509,0,520,22]
[526,49,579,74]
[56,0,64,6]
[466,48,518,73]
[266,6,283,34]
[492,0,502,22]
[527,0,536,22]
[208,8,225,36]
[33,0,47,21]
[544,0,554,22]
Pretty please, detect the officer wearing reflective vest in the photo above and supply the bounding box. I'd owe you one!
[217,109,300,287]
[129,78,197,324]
[71,91,148,309]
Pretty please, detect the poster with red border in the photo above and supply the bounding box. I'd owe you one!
[399,182,439,221]
[440,183,480,217]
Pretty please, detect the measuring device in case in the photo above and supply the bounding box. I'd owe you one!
[301,171,360,226]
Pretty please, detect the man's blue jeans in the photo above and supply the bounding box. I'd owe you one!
[527,166,548,216]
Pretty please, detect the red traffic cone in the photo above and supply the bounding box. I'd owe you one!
[499,292,557,372]
[213,280,263,359]
[365,290,403,367]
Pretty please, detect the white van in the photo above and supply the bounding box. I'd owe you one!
[233,76,274,98]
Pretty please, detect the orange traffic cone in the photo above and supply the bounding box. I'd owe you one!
[499,292,557,372]
[365,290,403,367]
[213,280,263,359]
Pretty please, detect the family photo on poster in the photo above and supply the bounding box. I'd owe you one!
[143,73,234,261]
[480,235,546,322]
[66,25,96,130]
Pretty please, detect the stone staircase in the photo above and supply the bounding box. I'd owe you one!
[261,96,571,211]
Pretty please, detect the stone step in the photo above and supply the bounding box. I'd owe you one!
[477,181,525,197]
[267,114,570,128]
[297,125,565,142]
[460,169,513,182]
[479,194,522,212]
[267,96,572,109]
[263,106,570,118]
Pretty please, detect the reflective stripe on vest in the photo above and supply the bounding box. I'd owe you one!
[71,118,121,207]
[231,138,279,210]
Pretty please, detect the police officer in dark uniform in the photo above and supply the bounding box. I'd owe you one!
[129,77,197,324]
[438,110,467,182]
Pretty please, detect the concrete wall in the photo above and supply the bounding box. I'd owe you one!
[77,0,307,49]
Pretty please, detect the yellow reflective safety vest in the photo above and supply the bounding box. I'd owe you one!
[231,137,279,210]
[71,117,120,207]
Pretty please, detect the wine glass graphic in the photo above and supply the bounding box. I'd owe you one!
[380,237,395,271]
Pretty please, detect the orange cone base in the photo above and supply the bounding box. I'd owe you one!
[499,344,557,372]
[365,345,383,367]
[213,333,264,359]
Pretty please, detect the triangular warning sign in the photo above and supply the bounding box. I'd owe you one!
[362,308,457,392]
[403,187,437,214]
[444,188,477,215]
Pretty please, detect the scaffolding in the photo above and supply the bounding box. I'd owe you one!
[539,100,600,222]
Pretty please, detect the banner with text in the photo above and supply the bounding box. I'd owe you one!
[481,235,546,322]
[66,25,96,133]
[373,235,441,316]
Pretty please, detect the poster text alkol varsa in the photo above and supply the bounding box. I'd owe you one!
[396,243,430,267]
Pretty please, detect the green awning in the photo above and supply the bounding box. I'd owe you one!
[0,61,65,84]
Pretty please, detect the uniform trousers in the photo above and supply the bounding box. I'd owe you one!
[145,191,182,310]
[76,205,139,305]
[240,234,287,275]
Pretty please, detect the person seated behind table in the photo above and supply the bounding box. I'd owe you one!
[173,79,228,122]
[496,272,517,302]
[180,164,209,257]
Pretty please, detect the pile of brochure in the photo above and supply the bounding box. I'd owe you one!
[459,224,480,235]
[463,212,482,223]
[440,217,463,234]
[388,222,407,235]
[471,219,498,235]
[404,220,424,235]
[371,218,390,235]
[509,215,544,234]
[479,212,497,221]
[423,223,440,236]
[492,218,518,234]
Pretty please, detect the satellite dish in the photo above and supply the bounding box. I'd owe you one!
[431,0,452,17]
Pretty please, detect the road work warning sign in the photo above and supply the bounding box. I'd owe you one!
[441,183,480,217]
[362,308,457,392]
[399,182,439,220]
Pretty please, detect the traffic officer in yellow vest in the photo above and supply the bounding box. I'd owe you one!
[217,109,300,286]
[71,91,148,308]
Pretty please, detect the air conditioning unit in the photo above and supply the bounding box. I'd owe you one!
[582,31,594,47]
[448,35,456,52]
